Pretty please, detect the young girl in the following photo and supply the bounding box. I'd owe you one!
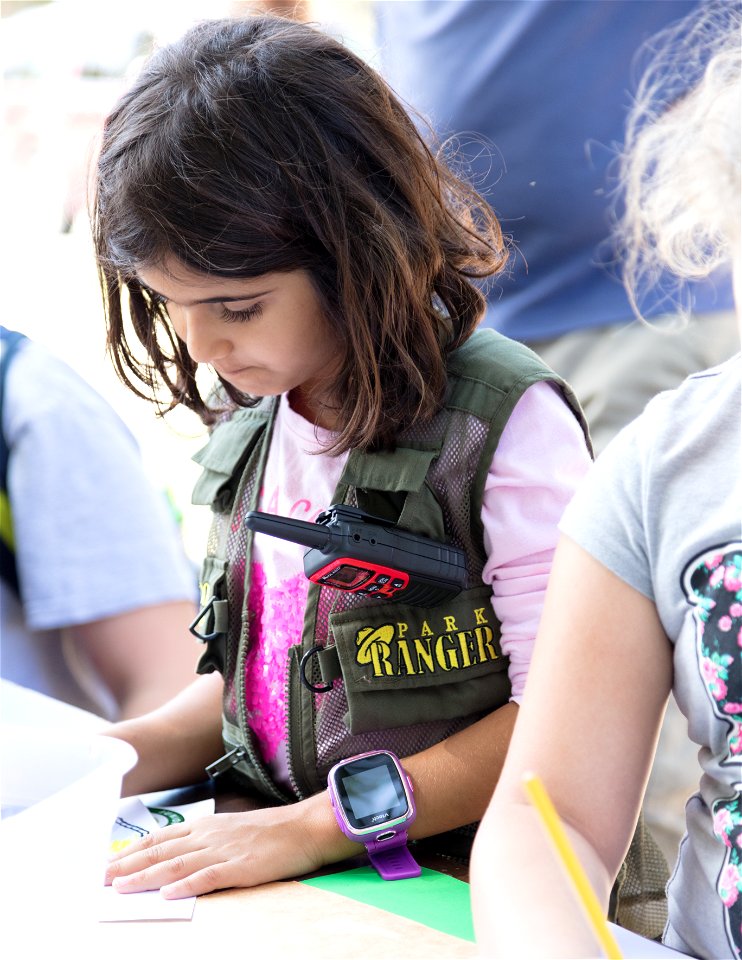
[471,6,741,958]
[94,14,592,898]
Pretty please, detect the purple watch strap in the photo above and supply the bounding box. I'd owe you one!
[365,830,421,880]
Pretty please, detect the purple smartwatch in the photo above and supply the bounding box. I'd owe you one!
[327,749,421,881]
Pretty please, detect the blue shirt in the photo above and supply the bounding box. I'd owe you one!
[375,0,733,340]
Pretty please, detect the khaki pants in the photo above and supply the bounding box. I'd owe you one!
[529,310,739,455]
[529,309,739,866]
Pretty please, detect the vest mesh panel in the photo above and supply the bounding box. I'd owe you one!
[610,811,670,940]
[426,409,490,574]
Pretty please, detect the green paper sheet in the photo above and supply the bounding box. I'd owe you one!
[302,866,475,942]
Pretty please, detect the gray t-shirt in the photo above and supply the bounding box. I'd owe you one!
[1,337,196,719]
[560,355,742,960]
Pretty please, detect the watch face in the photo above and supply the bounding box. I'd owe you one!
[332,752,410,832]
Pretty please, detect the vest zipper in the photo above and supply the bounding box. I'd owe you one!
[234,608,290,805]
[284,646,303,799]
[205,745,247,779]
[230,408,292,806]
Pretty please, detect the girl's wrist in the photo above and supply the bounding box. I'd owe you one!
[302,788,361,868]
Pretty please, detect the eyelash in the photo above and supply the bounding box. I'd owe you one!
[145,291,262,325]
[220,303,263,324]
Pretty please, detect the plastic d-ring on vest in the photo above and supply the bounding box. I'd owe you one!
[189,595,228,641]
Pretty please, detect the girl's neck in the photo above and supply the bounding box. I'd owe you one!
[287,388,339,433]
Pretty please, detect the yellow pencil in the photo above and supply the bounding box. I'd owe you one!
[522,772,623,960]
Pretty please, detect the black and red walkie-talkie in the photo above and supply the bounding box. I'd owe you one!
[245,504,466,606]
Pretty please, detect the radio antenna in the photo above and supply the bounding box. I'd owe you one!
[245,511,332,551]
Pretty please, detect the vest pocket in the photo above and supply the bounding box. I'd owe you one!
[327,586,511,734]
[191,408,269,511]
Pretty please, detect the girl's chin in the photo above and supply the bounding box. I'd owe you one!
[218,370,282,396]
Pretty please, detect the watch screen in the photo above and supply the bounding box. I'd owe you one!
[334,752,408,830]
[343,766,398,820]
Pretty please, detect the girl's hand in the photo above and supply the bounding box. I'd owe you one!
[105,795,356,898]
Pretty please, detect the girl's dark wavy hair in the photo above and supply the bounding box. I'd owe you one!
[92,14,508,453]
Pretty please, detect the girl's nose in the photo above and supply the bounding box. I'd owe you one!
[180,308,232,366]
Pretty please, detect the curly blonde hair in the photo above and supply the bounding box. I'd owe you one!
[618,2,741,318]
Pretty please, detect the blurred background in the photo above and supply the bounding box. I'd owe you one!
[1,0,375,562]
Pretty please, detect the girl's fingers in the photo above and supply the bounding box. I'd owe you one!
[160,863,232,899]
[105,828,200,885]
[108,823,191,864]
[109,847,217,894]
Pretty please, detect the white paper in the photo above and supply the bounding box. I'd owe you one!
[100,794,215,922]
[611,922,696,959]
[98,887,197,922]
[144,798,215,828]
[110,797,161,851]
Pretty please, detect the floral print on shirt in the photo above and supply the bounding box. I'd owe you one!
[683,544,742,958]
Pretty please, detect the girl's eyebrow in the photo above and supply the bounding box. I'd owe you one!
[194,292,271,305]
[138,282,273,307]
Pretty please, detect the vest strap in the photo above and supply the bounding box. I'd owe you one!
[316,645,342,684]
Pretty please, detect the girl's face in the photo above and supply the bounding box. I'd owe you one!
[136,259,342,427]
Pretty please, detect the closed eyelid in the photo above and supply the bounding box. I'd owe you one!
[222,299,262,312]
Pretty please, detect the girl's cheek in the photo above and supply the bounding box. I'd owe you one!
[166,305,185,338]
[167,311,194,356]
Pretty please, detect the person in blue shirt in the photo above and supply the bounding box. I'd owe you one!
[374,0,737,454]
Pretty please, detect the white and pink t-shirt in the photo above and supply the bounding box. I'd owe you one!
[244,381,591,785]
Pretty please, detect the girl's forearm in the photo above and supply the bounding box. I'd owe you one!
[287,701,521,874]
[103,672,225,796]
[470,801,614,958]
[403,701,519,839]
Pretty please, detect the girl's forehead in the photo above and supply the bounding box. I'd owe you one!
[136,259,269,296]
[137,257,218,287]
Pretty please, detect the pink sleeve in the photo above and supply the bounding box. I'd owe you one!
[481,380,592,703]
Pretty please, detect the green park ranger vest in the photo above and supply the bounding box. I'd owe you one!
[189,329,590,804]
